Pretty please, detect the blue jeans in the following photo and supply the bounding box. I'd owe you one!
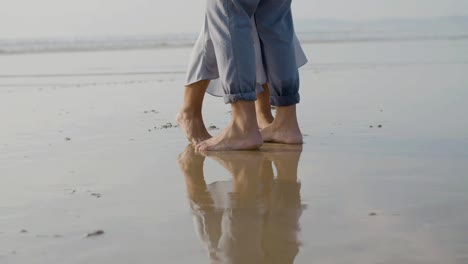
[206,0,300,106]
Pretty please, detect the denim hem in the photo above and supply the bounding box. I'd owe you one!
[223,91,257,104]
[270,93,300,107]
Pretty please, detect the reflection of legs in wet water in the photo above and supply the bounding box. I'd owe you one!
[178,145,303,264]
[178,145,223,258]
[204,151,264,202]
[179,146,267,263]
[178,145,210,206]
[204,151,266,264]
[261,145,303,264]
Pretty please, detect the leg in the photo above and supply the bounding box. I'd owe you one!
[255,84,274,129]
[177,80,212,144]
[197,0,263,151]
[255,1,302,144]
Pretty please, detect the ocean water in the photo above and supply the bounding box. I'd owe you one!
[1,16,467,54]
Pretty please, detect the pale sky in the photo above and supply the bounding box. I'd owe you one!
[1,0,467,38]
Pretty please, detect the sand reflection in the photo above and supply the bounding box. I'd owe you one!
[178,144,305,264]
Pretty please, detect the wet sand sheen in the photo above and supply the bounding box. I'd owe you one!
[1,40,468,263]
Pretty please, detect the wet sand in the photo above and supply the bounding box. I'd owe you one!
[1,39,468,263]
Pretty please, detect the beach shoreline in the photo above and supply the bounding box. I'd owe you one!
[1,40,468,263]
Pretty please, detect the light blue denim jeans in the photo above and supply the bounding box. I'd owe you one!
[205,0,300,106]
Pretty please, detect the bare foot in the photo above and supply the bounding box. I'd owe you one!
[176,112,212,144]
[261,123,303,144]
[196,122,263,151]
[260,105,303,144]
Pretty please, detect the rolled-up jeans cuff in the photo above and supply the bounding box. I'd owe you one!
[270,93,300,107]
[223,91,257,104]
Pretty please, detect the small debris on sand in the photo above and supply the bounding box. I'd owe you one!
[161,122,173,129]
[208,125,219,131]
[369,212,377,216]
[150,110,159,113]
[369,125,374,128]
[148,129,152,132]
[378,125,383,128]
[91,193,101,198]
[144,111,149,114]
[65,137,71,141]
[20,229,28,233]
[85,230,104,238]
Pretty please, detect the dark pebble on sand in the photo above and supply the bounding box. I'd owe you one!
[91,193,101,198]
[378,125,382,128]
[65,137,71,141]
[20,229,28,233]
[369,212,377,216]
[85,230,104,238]
[208,125,218,131]
[161,123,173,129]
[370,125,374,128]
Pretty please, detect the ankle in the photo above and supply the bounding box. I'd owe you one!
[230,101,259,131]
[178,108,202,119]
[256,111,274,122]
[231,118,259,134]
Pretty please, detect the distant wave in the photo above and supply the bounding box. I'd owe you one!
[2,16,468,55]
[0,70,186,78]
[0,35,197,55]
[1,33,467,55]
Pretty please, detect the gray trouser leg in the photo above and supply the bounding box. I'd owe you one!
[206,0,260,104]
[255,0,300,106]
